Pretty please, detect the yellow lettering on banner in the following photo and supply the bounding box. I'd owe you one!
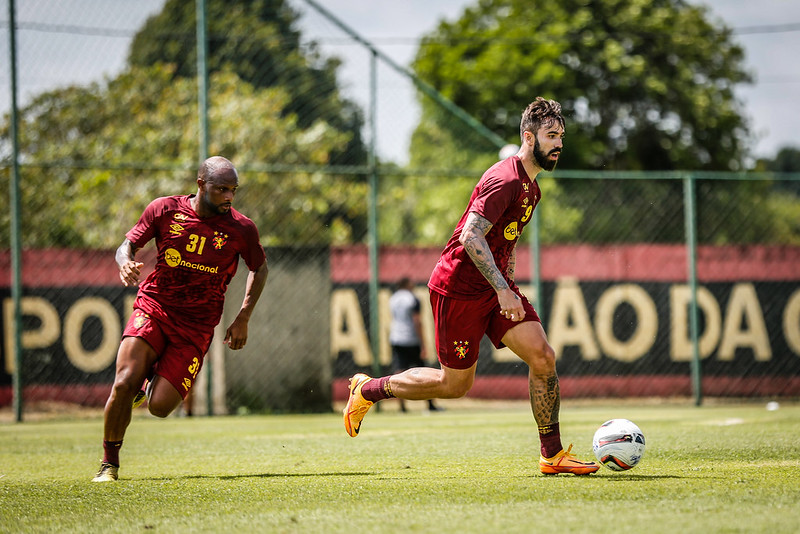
[595,284,657,362]
[718,283,771,361]
[63,297,120,372]
[330,289,372,366]
[548,278,600,360]
[670,285,721,361]
[3,297,61,374]
[783,289,800,355]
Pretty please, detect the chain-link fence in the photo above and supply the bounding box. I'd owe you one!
[2,0,799,420]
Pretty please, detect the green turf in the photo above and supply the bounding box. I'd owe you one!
[1,400,799,533]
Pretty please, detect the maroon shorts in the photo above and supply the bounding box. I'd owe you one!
[429,287,540,370]
[123,309,213,399]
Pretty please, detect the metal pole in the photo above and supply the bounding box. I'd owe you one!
[196,0,213,415]
[683,173,702,406]
[7,0,24,422]
[367,50,381,380]
[196,0,209,165]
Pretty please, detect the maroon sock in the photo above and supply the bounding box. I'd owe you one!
[361,376,395,402]
[102,440,123,467]
[538,423,562,458]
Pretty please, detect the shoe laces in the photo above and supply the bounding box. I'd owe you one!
[548,444,577,465]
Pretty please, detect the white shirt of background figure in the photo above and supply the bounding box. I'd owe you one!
[389,283,422,347]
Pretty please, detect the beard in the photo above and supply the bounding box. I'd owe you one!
[200,191,231,215]
[533,137,560,172]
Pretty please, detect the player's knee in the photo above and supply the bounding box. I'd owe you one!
[146,383,182,418]
[112,374,141,400]
[441,376,473,398]
[526,343,556,374]
[147,401,176,419]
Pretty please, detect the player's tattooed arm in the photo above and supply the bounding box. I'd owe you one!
[459,212,510,292]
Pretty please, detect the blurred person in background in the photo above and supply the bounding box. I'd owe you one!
[389,277,441,413]
[343,97,599,475]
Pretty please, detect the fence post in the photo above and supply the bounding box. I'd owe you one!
[195,0,214,416]
[683,173,702,406]
[367,50,381,381]
[7,0,24,423]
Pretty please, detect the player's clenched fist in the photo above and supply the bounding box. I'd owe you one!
[119,261,144,287]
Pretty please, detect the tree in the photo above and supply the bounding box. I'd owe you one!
[394,0,786,246]
[0,65,362,249]
[411,0,752,172]
[128,0,366,166]
[757,146,800,174]
[0,0,371,248]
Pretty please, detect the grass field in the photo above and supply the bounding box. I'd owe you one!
[1,399,799,533]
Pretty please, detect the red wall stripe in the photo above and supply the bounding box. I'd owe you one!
[332,244,800,284]
[0,244,796,287]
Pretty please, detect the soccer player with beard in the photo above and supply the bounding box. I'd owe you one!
[344,98,599,475]
[93,156,268,482]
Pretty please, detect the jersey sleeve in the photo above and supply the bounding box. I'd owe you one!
[469,173,520,225]
[125,197,165,248]
[239,220,267,271]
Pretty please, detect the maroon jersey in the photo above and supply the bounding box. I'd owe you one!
[428,156,540,298]
[126,195,266,331]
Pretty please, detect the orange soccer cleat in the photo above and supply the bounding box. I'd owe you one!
[539,444,600,475]
[343,373,375,437]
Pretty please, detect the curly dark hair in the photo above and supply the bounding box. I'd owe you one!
[519,97,564,141]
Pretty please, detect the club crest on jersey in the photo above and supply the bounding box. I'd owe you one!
[133,311,150,329]
[453,340,470,359]
[213,232,228,250]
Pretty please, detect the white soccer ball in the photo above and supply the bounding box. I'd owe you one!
[592,418,646,471]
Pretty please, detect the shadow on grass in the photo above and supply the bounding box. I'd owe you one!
[142,472,694,482]
[590,474,691,481]
[144,471,376,481]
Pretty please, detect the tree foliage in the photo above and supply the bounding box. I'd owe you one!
[392,0,797,246]
[411,0,752,172]
[128,0,366,166]
[0,0,369,248]
[0,65,361,248]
